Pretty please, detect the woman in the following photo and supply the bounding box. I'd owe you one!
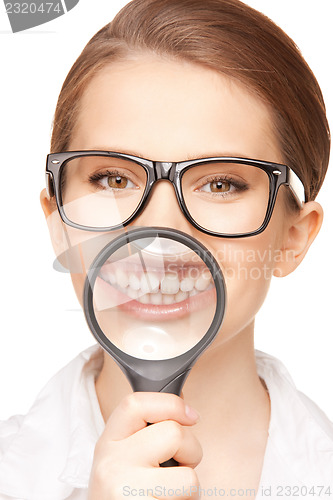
[0,1,331,499]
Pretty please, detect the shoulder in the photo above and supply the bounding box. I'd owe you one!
[255,350,333,483]
[0,344,103,500]
[297,389,333,441]
[0,414,24,459]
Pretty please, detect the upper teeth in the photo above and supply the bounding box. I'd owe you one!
[99,265,212,304]
[141,272,160,294]
[161,273,180,294]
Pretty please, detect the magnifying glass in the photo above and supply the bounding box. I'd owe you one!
[83,227,226,464]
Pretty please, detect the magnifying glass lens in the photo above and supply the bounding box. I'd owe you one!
[90,235,217,361]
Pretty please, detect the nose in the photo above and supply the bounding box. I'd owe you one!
[133,180,196,236]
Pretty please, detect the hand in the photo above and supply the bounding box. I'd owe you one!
[88,392,202,499]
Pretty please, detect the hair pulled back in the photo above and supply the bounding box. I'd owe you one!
[51,0,330,201]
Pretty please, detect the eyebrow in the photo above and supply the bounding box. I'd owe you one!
[86,146,250,161]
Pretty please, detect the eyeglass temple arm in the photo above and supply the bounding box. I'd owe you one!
[287,168,306,207]
[45,172,55,198]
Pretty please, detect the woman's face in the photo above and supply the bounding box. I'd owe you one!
[60,53,294,347]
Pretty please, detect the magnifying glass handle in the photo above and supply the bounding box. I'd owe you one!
[156,371,192,467]
[160,457,179,467]
[160,370,190,396]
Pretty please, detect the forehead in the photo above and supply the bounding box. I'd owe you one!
[70,55,282,163]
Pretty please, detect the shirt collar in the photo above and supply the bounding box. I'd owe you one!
[1,347,332,499]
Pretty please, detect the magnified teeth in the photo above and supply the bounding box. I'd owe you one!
[180,277,195,292]
[129,273,141,291]
[108,272,116,285]
[115,268,129,289]
[150,292,163,305]
[161,273,180,294]
[195,273,211,291]
[99,269,108,282]
[138,293,150,304]
[141,272,159,294]
[101,264,212,304]
[175,290,188,303]
[127,287,139,300]
[163,294,176,305]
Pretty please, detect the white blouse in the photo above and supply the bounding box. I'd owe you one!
[0,345,332,500]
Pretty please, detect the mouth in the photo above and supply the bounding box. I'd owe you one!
[95,258,215,321]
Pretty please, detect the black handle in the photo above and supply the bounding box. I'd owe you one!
[160,457,178,467]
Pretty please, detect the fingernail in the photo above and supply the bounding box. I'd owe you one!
[185,404,200,421]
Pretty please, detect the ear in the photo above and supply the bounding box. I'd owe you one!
[40,188,68,258]
[273,201,323,277]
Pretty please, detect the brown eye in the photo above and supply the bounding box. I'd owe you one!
[108,175,128,189]
[210,180,230,193]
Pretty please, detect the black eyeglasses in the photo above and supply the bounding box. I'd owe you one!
[45,151,305,238]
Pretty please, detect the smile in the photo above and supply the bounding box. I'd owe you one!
[95,259,215,320]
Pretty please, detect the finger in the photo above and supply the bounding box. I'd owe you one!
[150,467,200,500]
[105,392,199,440]
[127,419,203,468]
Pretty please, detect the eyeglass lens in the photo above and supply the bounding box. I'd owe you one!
[59,156,270,235]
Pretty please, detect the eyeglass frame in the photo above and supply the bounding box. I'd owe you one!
[45,150,305,238]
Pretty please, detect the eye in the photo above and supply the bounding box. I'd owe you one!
[201,179,233,193]
[199,178,237,194]
[106,174,132,189]
[89,171,137,190]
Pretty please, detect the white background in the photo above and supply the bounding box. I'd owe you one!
[0,0,332,421]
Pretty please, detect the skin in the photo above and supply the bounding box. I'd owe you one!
[41,54,323,499]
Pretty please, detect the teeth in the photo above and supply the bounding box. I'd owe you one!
[99,269,109,283]
[180,277,195,292]
[161,273,180,295]
[137,293,150,304]
[175,290,188,303]
[129,273,141,291]
[115,268,129,289]
[127,287,139,300]
[195,272,211,291]
[101,265,212,304]
[162,294,176,305]
[150,292,163,305]
[141,272,159,294]
[108,272,116,285]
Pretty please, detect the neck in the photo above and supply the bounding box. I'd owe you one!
[95,322,270,427]
[183,325,270,428]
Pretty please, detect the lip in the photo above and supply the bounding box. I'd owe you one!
[93,276,216,321]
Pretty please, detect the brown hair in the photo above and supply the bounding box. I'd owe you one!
[51,0,330,201]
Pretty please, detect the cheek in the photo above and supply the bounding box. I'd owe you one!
[209,230,281,342]
[70,272,86,307]
[59,227,120,307]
